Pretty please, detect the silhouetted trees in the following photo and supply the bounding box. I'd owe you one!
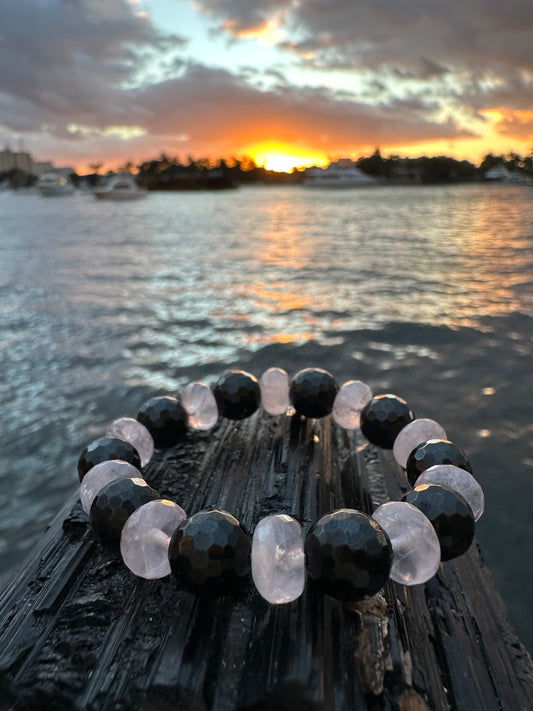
[135,155,303,190]
[3,149,532,190]
[357,152,479,183]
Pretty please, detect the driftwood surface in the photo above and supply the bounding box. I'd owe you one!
[0,412,532,711]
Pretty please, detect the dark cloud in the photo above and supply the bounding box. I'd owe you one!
[195,0,533,109]
[192,0,291,36]
[194,0,533,72]
[0,0,185,133]
[458,71,533,114]
[131,63,475,152]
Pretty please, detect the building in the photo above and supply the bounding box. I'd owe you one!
[33,160,54,175]
[0,148,34,174]
[0,148,74,177]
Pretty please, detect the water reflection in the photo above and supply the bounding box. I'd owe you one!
[257,197,310,269]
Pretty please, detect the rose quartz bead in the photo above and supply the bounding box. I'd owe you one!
[252,514,305,604]
[332,380,373,429]
[259,367,290,415]
[181,381,219,430]
[372,501,441,585]
[393,418,447,469]
[120,499,187,579]
[415,464,485,521]
[106,417,154,467]
[80,460,141,514]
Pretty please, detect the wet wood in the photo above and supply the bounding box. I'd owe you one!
[0,412,532,710]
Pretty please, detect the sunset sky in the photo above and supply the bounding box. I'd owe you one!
[1,0,533,172]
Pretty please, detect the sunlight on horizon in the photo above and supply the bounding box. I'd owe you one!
[247,142,330,172]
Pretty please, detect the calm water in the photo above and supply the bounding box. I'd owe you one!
[1,184,532,650]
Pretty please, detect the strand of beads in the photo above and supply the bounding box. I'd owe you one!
[77,367,485,604]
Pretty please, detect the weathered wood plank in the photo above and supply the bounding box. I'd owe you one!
[0,412,531,710]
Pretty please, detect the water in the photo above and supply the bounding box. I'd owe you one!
[1,184,532,650]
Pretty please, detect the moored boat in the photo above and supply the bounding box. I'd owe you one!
[304,160,376,188]
[37,173,75,196]
[93,174,147,200]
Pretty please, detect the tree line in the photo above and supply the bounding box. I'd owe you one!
[2,150,532,189]
[110,150,533,188]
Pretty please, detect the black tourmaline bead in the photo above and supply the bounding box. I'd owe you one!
[213,370,261,421]
[78,436,142,482]
[168,509,251,597]
[403,483,475,561]
[305,509,392,602]
[137,395,188,448]
[360,394,415,449]
[405,438,473,487]
[90,477,160,545]
[289,368,339,418]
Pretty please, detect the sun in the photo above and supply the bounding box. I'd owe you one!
[248,143,329,173]
[264,154,306,172]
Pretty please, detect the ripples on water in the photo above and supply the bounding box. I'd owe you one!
[1,184,532,649]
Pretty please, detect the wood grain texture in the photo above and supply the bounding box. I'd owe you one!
[0,412,532,710]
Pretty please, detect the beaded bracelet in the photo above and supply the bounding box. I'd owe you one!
[77,367,485,605]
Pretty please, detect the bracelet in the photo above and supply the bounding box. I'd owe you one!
[77,367,485,605]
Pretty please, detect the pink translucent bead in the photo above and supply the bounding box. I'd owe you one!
[251,514,305,604]
[80,460,141,514]
[120,499,187,579]
[415,464,485,521]
[181,381,219,430]
[372,501,441,585]
[332,380,373,429]
[393,418,447,469]
[259,367,290,415]
[106,417,154,467]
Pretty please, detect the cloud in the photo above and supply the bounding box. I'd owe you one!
[460,71,533,114]
[0,0,526,168]
[125,62,471,146]
[0,0,186,134]
[0,60,474,168]
[193,0,533,123]
[193,0,291,38]
[194,0,533,71]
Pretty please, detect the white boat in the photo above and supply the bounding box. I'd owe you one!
[483,164,511,182]
[93,174,147,200]
[37,173,75,196]
[483,164,533,184]
[304,160,376,188]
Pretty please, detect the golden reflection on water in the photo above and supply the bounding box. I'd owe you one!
[247,185,532,335]
[255,197,310,269]
[244,282,318,344]
[249,282,312,313]
[442,188,527,326]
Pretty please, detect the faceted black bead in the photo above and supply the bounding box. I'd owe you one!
[90,477,160,545]
[78,436,142,482]
[137,396,188,448]
[403,483,475,561]
[168,509,251,597]
[304,509,392,602]
[213,370,260,421]
[289,368,339,418]
[360,394,415,449]
[405,438,473,487]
